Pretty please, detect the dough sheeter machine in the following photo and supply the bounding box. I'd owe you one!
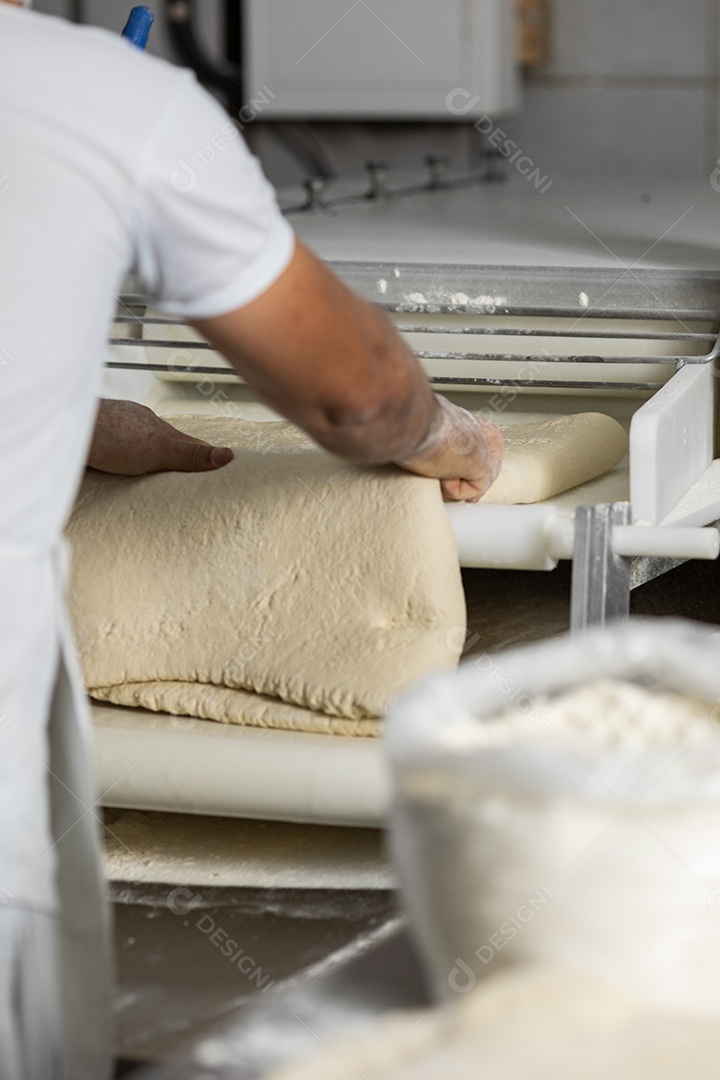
[96,173,720,830]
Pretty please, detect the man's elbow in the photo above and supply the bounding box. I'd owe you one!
[313,386,420,463]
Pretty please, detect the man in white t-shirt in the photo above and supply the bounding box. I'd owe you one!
[0,5,502,1078]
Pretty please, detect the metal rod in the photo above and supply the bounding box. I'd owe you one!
[110,337,216,350]
[571,503,632,630]
[114,314,716,346]
[116,295,720,325]
[427,378,663,389]
[103,361,664,391]
[412,351,681,365]
[109,336,681,367]
[391,324,716,342]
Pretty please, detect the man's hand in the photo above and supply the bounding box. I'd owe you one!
[87,400,234,476]
[398,395,503,503]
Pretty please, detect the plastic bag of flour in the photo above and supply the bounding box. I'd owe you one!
[386,618,720,1017]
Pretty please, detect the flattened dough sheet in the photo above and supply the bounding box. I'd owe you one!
[482,412,628,504]
[67,417,465,736]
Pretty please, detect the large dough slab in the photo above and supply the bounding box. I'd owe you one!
[67,418,465,736]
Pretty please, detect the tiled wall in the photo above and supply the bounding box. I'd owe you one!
[30,0,720,186]
[506,0,718,182]
[288,0,720,186]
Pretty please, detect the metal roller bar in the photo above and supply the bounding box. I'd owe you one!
[112,313,715,343]
[392,325,715,342]
[116,299,720,326]
[412,351,680,364]
[325,263,720,321]
[103,361,665,392]
[106,361,238,375]
[109,334,683,368]
[110,337,216,350]
[112,315,186,326]
[423,378,664,390]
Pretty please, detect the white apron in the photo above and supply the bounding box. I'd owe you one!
[0,542,112,1080]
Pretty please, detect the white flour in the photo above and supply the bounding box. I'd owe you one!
[481,678,720,750]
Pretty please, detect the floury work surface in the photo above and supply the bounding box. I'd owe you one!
[112,882,398,1066]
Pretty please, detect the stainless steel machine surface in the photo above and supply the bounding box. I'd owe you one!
[125,918,425,1080]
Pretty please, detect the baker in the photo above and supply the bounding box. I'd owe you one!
[0,4,502,1077]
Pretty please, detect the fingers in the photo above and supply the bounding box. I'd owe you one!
[441,478,484,503]
[151,416,234,472]
[476,418,504,480]
[161,439,234,473]
[439,413,503,501]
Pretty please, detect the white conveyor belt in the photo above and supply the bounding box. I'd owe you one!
[92,702,390,828]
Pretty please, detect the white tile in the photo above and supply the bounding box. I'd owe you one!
[543,0,711,79]
[500,85,707,180]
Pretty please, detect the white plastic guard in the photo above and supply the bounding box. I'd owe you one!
[630,363,715,525]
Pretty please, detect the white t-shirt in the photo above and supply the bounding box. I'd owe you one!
[0,6,295,908]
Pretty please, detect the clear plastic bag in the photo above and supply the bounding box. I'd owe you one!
[387,619,720,1016]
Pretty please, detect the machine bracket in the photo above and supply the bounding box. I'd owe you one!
[571,502,632,631]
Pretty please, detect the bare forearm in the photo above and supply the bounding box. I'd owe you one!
[249,309,441,465]
[192,241,438,464]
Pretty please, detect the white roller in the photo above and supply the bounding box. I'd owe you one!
[446,503,560,571]
[92,703,391,827]
[447,504,720,569]
[613,525,720,560]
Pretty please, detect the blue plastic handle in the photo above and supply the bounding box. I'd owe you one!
[121,6,154,50]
